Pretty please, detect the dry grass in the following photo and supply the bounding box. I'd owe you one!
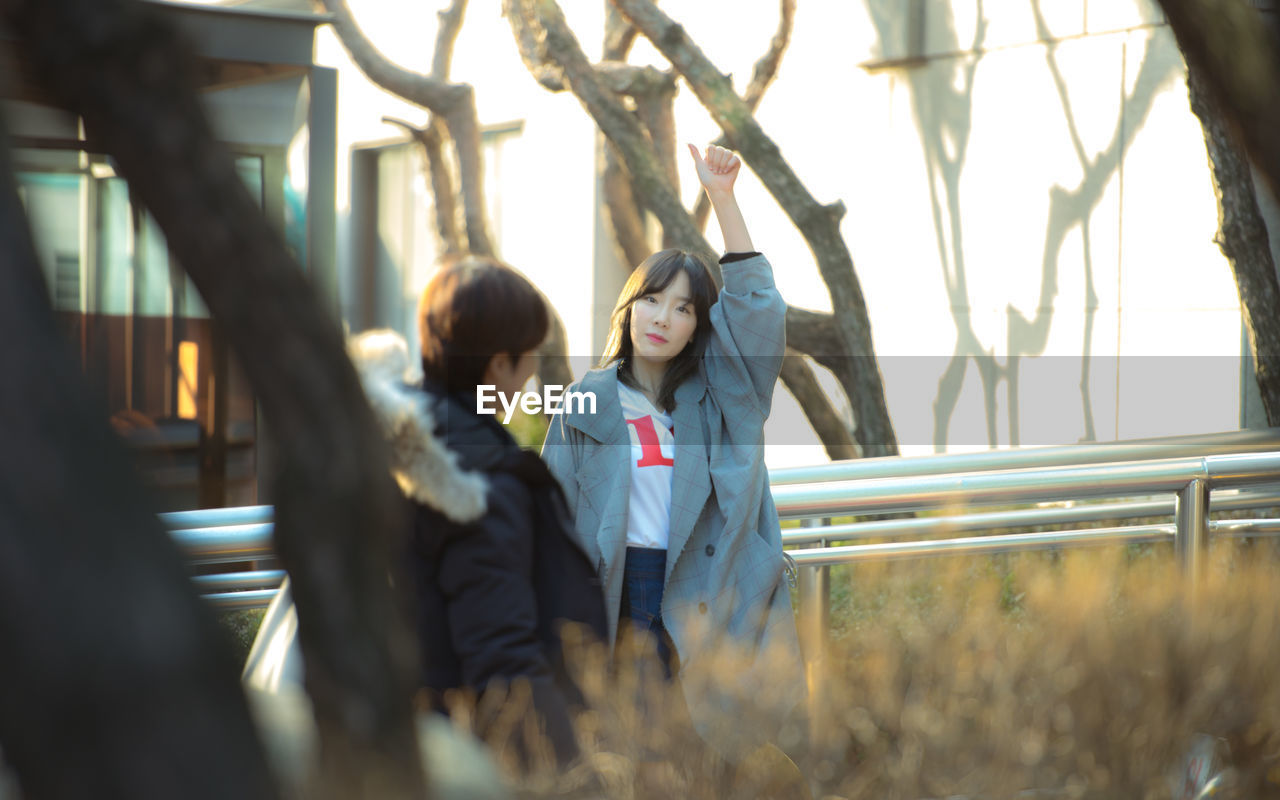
[464,541,1280,799]
[806,544,1280,799]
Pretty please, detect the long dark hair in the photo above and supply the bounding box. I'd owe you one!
[600,249,717,412]
[418,255,548,394]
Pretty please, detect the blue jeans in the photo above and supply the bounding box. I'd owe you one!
[620,546,677,679]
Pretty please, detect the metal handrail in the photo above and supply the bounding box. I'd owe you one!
[780,488,1280,545]
[780,456,1180,519]
[774,453,1280,520]
[163,506,277,608]
[790,524,1176,566]
[166,434,1280,610]
[170,524,275,565]
[781,452,1280,705]
[769,428,1280,485]
[1213,518,1280,537]
[191,570,286,593]
[780,453,1280,588]
[202,590,282,611]
[790,518,1278,568]
[161,504,273,530]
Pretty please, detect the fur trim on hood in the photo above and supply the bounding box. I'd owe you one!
[348,330,488,524]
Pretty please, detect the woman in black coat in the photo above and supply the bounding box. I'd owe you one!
[350,256,607,769]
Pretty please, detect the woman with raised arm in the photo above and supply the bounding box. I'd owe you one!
[542,143,806,758]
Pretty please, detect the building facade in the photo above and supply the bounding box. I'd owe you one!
[3,0,337,509]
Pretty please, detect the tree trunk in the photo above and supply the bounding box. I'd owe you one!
[511,0,720,269]
[780,352,859,461]
[319,0,494,257]
[597,8,650,273]
[0,120,280,800]
[326,0,574,401]
[384,116,465,257]
[611,0,899,456]
[1156,0,1280,205]
[691,0,795,233]
[0,1,429,797]
[508,0,874,455]
[1186,62,1280,425]
[603,143,653,271]
[633,84,680,248]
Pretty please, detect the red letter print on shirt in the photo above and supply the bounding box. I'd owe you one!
[626,415,675,468]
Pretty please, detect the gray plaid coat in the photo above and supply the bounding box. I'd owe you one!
[542,254,806,754]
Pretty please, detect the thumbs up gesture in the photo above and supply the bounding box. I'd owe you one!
[688,143,741,196]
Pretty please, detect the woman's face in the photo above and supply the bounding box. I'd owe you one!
[628,270,697,367]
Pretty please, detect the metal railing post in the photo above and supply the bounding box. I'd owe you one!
[1175,477,1210,583]
[796,518,830,744]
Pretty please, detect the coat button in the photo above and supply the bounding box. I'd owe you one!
[704,544,715,556]
[698,602,708,614]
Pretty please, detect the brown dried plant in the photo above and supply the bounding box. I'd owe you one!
[449,544,1280,800]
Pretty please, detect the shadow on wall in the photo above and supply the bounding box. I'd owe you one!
[863,0,1178,450]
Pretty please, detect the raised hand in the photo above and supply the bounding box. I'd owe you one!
[688,143,741,196]
[688,143,752,252]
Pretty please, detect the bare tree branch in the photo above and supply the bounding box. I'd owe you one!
[419,1,469,255]
[594,62,680,256]
[505,13,659,269]
[506,0,566,90]
[780,353,859,461]
[505,8,674,269]
[1,1,429,796]
[634,85,680,247]
[507,0,719,270]
[432,0,576,399]
[741,0,797,111]
[557,60,681,263]
[431,0,467,80]
[601,6,649,270]
[604,3,638,61]
[315,0,467,111]
[536,300,576,390]
[384,115,464,255]
[692,0,795,232]
[1187,62,1280,424]
[319,0,494,256]
[785,306,836,356]
[509,0,861,454]
[613,0,898,456]
[334,0,576,411]
[1155,0,1280,204]
[595,61,677,95]
[603,145,652,269]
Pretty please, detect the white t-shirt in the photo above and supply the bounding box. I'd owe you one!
[617,381,675,550]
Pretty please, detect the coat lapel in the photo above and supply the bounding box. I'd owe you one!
[665,369,711,582]
[562,364,625,444]
[562,365,631,578]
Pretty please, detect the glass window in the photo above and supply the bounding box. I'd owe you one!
[348,121,524,366]
[16,148,264,511]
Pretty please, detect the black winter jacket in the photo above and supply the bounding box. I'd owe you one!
[350,331,607,767]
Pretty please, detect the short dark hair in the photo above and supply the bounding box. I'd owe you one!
[418,255,548,394]
[600,249,718,412]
